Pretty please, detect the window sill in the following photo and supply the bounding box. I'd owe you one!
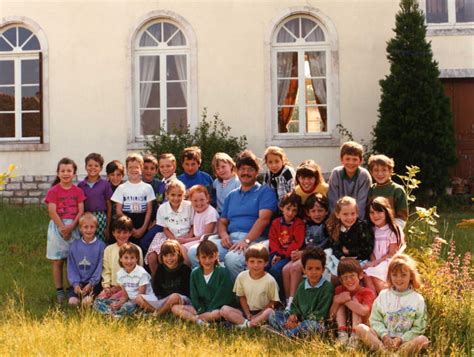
[267,135,340,148]
[127,141,147,150]
[0,142,49,152]
[427,24,474,36]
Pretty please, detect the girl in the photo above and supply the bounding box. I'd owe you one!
[263,146,295,203]
[171,240,235,325]
[294,160,328,204]
[355,254,430,353]
[282,193,330,309]
[45,158,85,303]
[146,180,193,274]
[211,152,240,213]
[364,197,404,294]
[94,243,155,317]
[325,196,374,283]
[136,240,192,315]
[181,185,219,250]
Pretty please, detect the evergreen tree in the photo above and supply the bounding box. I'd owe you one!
[373,0,456,194]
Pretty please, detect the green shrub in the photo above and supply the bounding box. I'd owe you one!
[145,108,247,175]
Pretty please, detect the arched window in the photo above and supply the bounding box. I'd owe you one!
[0,25,42,142]
[268,10,339,146]
[134,20,190,138]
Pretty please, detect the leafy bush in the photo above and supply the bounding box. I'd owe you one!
[145,108,247,175]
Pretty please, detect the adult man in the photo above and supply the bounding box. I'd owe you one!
[188,150,278,279]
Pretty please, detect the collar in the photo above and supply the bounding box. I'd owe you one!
[375,178,392,187]
[81,237,97,244]
[239,182,260,193]
[124,265,141,276]
[304,276,326,289]
[270,166,284,178]
[171,201,186,213]
[280,217,294,226]
[163,174,177,184]
[342,167,360,182]
[184,171,199,179]
[390,286,414,296]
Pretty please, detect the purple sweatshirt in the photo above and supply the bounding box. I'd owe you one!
[67,238,106,287]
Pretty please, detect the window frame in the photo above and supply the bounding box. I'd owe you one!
[422,0,474,36]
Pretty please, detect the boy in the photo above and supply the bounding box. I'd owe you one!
[220,244,280,328]
[106,160,125,192]
[67,213,106,306]
[98,216,144,299]
[328,141,372,218]
[78,153,113,241]
[268,246,334,337]
[368,154,408,229]
[111,153,155,245]
[330,258,376,348]
[177,146,213,192]
[159,153,177,185]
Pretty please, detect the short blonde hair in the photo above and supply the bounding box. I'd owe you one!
[264,146,289,166]
[166,179,186,194]
[126,153,144,169]
[387,254,422,289]
[368,154,395,171]
[211,152,236,178]
[340,141,364,160]
[79,212,98,227]
[159,153,177,165]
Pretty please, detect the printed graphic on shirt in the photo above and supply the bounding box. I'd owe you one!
[386,306,416,336]
[123,195,148,213]
[279,229,292,249]
[57,196,80,217]
[78,256,92,272]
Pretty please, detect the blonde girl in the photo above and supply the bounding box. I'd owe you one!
[364,197,404,294]
[325,196,374,282]
[294,160,328,204]
[355,254,430,353]
[263,146,295,203]
[211,152,240,213]
[146,179,193,274]
[45,157,85,303]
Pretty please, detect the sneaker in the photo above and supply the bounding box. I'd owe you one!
[56,290,66,304]
[68,296,80,306]
[347,335,360,349]
[81,295,93,307]
[337,331,349,345]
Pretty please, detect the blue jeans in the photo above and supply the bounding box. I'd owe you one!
[139,225,163,256]
[268,310,325,337]
[266,253,289,294]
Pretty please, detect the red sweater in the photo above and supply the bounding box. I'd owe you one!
[269,217,305,258]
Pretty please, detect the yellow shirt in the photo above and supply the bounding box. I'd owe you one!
[295,182,329,204]
[233,271,280,311]
[102,242,144,288]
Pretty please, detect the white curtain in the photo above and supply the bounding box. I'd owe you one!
[173,55,187,106]
[139,55,157,109]
[307,51,327,104]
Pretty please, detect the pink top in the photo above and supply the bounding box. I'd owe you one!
[192,205,219,237]
[372,224,399,260]
[45,184,86,220]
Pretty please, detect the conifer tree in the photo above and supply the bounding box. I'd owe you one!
[373,0,456,194]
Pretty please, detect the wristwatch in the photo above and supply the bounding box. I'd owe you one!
[244,238,251,245]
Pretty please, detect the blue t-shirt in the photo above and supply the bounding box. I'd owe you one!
[221,183,278,235]
[178,170,213,191]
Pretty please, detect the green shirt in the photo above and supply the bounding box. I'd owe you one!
[368,180,408,223]
[190,265,235,314]
[290,277,334,321]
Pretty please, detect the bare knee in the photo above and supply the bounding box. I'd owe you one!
[354,323,369,336]
[135,295,145,306]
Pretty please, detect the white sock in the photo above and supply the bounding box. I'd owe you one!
[237,319,250,329]
[287,296,293,307]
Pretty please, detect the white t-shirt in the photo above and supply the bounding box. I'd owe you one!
[116,265,153,300]
[156,200,193,237]
[193,205,219,237]
[234,270,280,311]
[111,181,155,214]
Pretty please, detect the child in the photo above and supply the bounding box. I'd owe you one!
[177,146,213,192]
[267,193,305,291]
[136,240,192,315]
[329,258,376,348]
[268,246,334,337]
[328,141,372,219]
[78,153,113,241]
[111,153,155,245]
[67,213,106,306]
[45,157,85,303]
[282,193,330,309]
[172,240,235,325]
[98,216,144,299]
[106,160,125,192]
[325,196,374,281]
[182,185,219,250]
[355,254,430,353]
[364,197,404,294]
[146,180,193,274]
[158,153,177,185]
[263,146,295,203]
[94,243,154,317]
[220,244,280,328]
[211,152,240,213]
[368,154,408,229]
[294,160,328,205]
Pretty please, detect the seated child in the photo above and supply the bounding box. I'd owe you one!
[328,141,372,219]
[211,152,240,213]
[159,153,177,185]
[294,160,328,205]
[355,254,430,354]
[325,196,374,282]
[282,193,329,309]
[136,240,192,315]
[268,246,334,337]
[368,155,408,229]
[67,213,106,306]
[171,240,235,325]
[364,197,404,294]
[329,258,376,348]
[181,185,219,250]
[98,216,144,299]
[177,146,213,193]
[146,179,193,274]
[267,193,305,291]
[220,244,279,328]
[263,146,295,203]
[94,243,155,317]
